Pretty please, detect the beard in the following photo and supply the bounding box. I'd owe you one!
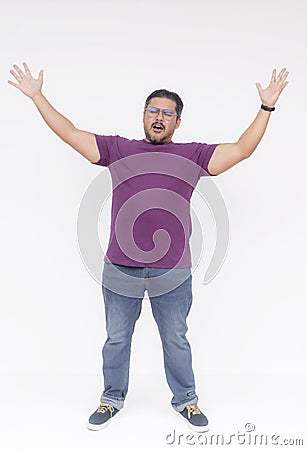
[144,124,174,145]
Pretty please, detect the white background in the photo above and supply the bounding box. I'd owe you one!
[0,0,306,448]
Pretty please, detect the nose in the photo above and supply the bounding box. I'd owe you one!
[157,109,164,120]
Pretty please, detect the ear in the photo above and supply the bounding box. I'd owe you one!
[175,117,181,129]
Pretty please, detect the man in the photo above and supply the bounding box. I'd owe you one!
[8,63,289,432]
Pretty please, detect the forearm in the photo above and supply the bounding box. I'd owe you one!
[32,92,75,143]
[237,108,272,158]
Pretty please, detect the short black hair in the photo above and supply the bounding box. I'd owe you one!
[144,89,184,118]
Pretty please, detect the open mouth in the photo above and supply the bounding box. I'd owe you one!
[152,123,165,133]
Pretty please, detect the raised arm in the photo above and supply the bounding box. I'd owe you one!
[8,62,100,163]
[208,68,289,176]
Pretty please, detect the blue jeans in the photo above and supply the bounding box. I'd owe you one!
[99,262,198,412]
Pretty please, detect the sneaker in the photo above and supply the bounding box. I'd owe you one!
[87,402,120,431]
[178,404,209,432]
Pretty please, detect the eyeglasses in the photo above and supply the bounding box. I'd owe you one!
[144,107,178,121]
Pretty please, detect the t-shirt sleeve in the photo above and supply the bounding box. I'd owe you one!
[195,143,220,177]
[91,134,113,166]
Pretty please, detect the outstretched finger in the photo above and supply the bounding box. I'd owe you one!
[255,82,263,93]
[8,79,20,89]
[270,69,276,84]
[255,82,264,98]
[276,67,287,82]
[13,64,25,79]
[280,70,289,83]
[276,71,288,87]
[279,81,289,91]
[23,62,32,77]
[10,69,21,82]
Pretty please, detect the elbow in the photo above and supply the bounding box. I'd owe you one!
[237,143,253,160]
[62,126,78,146]
[241,151,250,160]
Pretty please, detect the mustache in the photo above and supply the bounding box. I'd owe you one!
[151,121,165,130]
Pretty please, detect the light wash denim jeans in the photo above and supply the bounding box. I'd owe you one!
[100,262,198,412]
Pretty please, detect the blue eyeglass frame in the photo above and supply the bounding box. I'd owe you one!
[145,106,179,119]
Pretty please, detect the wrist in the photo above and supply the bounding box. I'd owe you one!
[31,91,43,103]
[261,103,275,112]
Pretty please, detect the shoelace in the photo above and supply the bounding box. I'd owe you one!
[186,404,201,419]
[97,402,115,416]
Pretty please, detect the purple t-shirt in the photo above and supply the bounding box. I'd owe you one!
[92,135,218,268]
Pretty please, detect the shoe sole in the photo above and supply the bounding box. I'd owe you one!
[178,412,210,433]
[87,409,121,431]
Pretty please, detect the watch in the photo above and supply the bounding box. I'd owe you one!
[261,104,275,112]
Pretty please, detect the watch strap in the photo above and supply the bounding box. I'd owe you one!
[261,104,275,112]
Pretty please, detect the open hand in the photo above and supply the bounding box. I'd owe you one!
[8,62,43,99]
[256,68,289,107]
